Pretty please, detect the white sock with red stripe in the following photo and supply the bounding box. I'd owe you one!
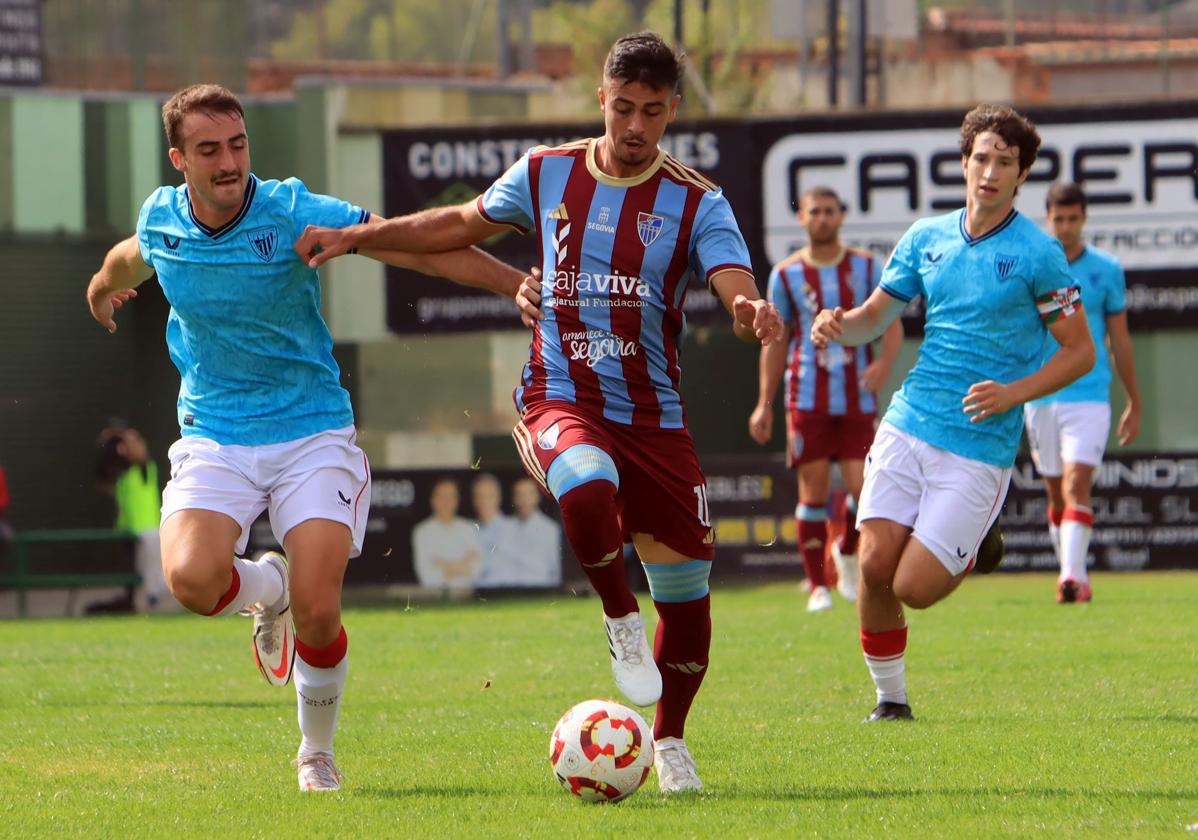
[295,627,348,758]
[205,557,284,617]
[861,626,908,705]
[1060,505,1093,583]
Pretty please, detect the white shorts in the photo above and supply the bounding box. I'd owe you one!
[161,426,371,558]
[1023,401,1111,476]
[858,422,1012,576]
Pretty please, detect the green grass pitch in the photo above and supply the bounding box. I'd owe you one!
[2,572,1195,838]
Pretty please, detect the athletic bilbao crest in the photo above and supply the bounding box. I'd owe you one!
[995,254,1018,279]
[246,226,279,262]
[636,212,664,246]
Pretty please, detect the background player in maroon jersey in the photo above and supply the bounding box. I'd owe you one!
[296,31,783,793]
[750,187,902,612]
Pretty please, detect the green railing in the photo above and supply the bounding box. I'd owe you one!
[1,529,141,618]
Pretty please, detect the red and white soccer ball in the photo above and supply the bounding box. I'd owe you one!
[548,699,654,803]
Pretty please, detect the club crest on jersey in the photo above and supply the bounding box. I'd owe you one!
[246,226,279,262]
[636,212,664,246]
[995,254,1018,279]
[537,422,561,450]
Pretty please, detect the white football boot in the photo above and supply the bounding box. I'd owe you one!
[832,542,859,602]
[251,551,295,687]
[295,752,342,792]
[604,612,662,707]
[806,585,833,613]
[654,737,703,793]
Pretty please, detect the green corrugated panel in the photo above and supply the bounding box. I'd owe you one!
[83,101,108,232]
[0,97,12,230]
[12,94,84,233]
[128,98,163,229]
[105,101,133,233]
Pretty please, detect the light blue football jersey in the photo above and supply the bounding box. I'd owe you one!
[136,175,368,445]
[879,208,1081,468]
[1027,246,1125,405]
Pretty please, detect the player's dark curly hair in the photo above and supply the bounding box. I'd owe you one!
[603,32,685,92]
[959,104,1041,173]
[1046,181,1088,212]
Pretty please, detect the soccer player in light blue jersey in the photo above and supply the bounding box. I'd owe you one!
[812,105,1096,723]
[1024,182,1141,604]
[85,84,526,791]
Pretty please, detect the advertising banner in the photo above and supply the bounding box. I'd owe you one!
[383,102,1198,333]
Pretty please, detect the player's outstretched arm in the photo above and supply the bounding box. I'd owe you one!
[296,201,502,269]
[812,286,906,349]
[710,270,785,346]
[749,333,789,445]
[364,245,526,299]
[963,311,1096,424]
[1106,311,1142,444]
[86,235,154,334]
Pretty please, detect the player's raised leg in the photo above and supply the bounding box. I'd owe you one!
[514,416,658,708]
[160,509,287,621]
[286,519,352,792]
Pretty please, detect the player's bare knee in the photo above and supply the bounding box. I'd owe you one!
[291,598,342,644]
[164,558,225,613]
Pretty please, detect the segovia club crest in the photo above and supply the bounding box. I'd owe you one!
[636,212,664,247]
[246,226,279,262]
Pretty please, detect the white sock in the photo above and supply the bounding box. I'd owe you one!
[1060,506,1093,583]
[209,556,284,616]
[864,653,907,705]
[296,654,348,757]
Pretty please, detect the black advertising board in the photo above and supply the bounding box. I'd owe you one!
[247,452,1198,589]
[382,101,1198,334]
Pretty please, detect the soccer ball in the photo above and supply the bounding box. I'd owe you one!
[548,699,654,803]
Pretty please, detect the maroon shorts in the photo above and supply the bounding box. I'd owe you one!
[512,401,714,560]
[787,411,878,468]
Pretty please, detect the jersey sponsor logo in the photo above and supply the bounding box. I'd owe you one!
[162,234,181,251]
[995,254,1019,279]
[246,225,279,262]
[537,421,561,450]
[337,490,352,507]
[586,206,615,235]
[563,329,639,368]
[548,203,570,221]
[547,267,651,301]
[956,546,969,558]
[924,250,942,263]
[636,212,665,246]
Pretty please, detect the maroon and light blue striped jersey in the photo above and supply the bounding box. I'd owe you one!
[768,247,883,417]
[477,138,753,430]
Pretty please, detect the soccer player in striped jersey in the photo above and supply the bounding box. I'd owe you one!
[85,84,526,791]
[749,186,902,612]
[1024,182,1141,603]
[811,105,1096,723]
[296,32,784,792]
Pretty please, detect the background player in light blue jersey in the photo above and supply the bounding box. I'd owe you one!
[85,84,526,792]
[1024,182,1141,604]
[811,104,1096,723]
